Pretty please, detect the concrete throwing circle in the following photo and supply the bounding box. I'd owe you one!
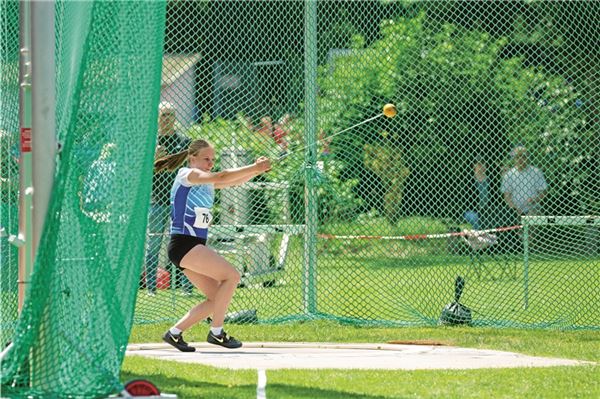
[126,342,591,370]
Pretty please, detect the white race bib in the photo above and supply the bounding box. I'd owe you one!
[193,207,212,229]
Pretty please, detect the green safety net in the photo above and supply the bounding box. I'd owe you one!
[137,0,598,330]
[1,0,598,396]
[1,0,166,397]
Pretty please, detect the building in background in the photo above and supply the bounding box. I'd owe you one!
[161,54,202,125]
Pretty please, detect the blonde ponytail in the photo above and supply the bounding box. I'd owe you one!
[153,139,212,173]
[154,150,188,172]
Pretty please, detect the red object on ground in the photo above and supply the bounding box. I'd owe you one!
[124,379,160,396]
[156,267,170,289]
[141,267,170,290]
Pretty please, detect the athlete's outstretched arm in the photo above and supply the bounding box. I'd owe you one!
[187,157,271,186]
[214,171,259,189]
[214,157,270,189]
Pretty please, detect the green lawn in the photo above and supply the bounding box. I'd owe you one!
[124,321,600,399]
[135,245,600,328]
[126,221,599,397]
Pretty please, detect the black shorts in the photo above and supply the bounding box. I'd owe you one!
[168,234,207,270]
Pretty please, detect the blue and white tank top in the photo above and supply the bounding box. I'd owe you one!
[170,167,214,239]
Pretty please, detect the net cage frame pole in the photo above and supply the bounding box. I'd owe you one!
[523,218,530,310]
[16,0,33,312]
[16,0,56,312]
[31,0,56,257]
[522,215,600,311]
[302,0,318,316]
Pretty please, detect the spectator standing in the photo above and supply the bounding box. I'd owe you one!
[501,146,548,218]
[144,102,192,296]
[272,114,292,155]
[81,143,117,223]
[464,157,491,230]
[256,116,273,141]
[246,114,292,156]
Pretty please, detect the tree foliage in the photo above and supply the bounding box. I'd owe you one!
[317,10,597,219]
[168,0,598,219]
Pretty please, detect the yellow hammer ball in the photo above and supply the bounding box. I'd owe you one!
[383,103,397,118]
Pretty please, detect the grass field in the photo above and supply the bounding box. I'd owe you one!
[126,220,599,397]
[135,234,600,329]
[124,321,599,399]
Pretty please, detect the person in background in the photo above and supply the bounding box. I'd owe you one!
[318,129,332,157]
[501,146,548,218]
[246,114,292,156]
[272,113,292,155]
[144,102,192,296]
[255,116,274,141]
[464,157,491,231]
[155,139,272,351]
[81,142,117,223]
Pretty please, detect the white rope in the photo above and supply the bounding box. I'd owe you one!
[318,224,522,241]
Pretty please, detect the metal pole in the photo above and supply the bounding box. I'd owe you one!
[523,218,529,310]
[16,0,33,313]
[302,0,318,315]
[15,0,56,313]
[31,0,56,255]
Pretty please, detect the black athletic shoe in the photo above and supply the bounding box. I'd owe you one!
[162,331,196,352]
[207,330,242,349]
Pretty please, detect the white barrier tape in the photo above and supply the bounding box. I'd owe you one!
[318,225,523,241]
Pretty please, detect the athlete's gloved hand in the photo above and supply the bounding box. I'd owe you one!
[255,156,272,173]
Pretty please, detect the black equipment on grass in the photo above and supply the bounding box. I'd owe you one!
[439,276,472,325]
